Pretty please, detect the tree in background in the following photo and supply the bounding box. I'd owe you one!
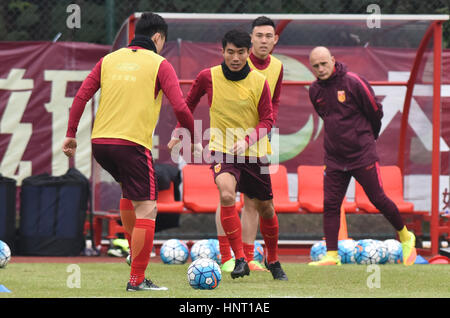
[0,0,448,47]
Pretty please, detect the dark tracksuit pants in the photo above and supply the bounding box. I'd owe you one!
[323,162,405,251]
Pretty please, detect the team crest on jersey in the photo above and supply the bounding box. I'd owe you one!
[337,90,346,102]
[214,163,221,173]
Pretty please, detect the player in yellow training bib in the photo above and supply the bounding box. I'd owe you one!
[169,29,288,281]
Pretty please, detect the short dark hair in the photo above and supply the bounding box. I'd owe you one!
[222,29,251,49]
[252,16,275,30]
[135,12,168,39]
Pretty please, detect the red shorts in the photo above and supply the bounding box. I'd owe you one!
[92,143,157,201]
[210,152,273,201]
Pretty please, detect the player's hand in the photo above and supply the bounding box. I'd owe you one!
[192,143,203,159]
[167,137,180,151]
[231,139,248,155]
[62,137,77,158]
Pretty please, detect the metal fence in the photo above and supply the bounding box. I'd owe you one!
[0,0,449,46]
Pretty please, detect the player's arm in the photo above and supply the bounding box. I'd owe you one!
[238,80,273,153]
[185,68,211,113]
[350,73,383,139]
[308,82,323,118]
[271,65,283,124]
[158,60,195,140]
[62,58,102,158]
[168,69,210,150]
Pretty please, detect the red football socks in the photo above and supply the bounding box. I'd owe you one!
[129,218,155,286]
[119,198,136,251]
[220,204,245,260]
[217,235,233,264]
[260,214,279,264]
[243,242,255,261]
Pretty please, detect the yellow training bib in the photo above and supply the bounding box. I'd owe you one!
[91,48,164,150]
[209,65,271,157]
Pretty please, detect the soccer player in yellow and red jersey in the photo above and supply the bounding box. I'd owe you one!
[169,29,288,280]
[215,16,284,273]
[62,12,195,291]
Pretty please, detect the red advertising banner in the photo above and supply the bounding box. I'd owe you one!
[0,42,109,184]
[161,42,450,177]
[0,41,449,193]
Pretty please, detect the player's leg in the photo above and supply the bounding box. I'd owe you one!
[215,171,249,278]
[119,197,135,255]
[92,143,166,290]
[309,167,350,266]
[117,145,167,290]
[126,199,165,291]
[256,199,277,263]
[92,143,133,257]
[353,162,416,265]
[215,203,235,271]
[215,172,244,259]
[250,198,287,280]
[215,197,262,272]
[92,144,133,247]
[239,162,287,279]
[241,197,266,271]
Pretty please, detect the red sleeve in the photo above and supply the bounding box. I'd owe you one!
[186,68,212,110]
[175,68,211,129]
[245,80,273,146]
[158,60,195,139]
[66,58,102,138]
[271,65,283,124]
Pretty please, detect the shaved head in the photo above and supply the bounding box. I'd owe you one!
[309,46,332,61]
[309,46,335,80]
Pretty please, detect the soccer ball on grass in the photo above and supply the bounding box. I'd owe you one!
[253,241,265,263]
[384,239,403,264]
[207,239,222,264]
[338,239,356,264]
[310,240,327,261]
[354,239,381,264]
[160,239,189,264]
[0,240,11,268]
[190,239,217,262]
[374,240,389,264]
[187,258,222,290]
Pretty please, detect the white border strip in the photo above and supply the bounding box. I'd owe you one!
[133,12,449,21]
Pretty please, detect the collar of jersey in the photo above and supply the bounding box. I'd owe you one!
[221,61,250,81]
[128,34,157,53]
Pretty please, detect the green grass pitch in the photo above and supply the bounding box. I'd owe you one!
[0,262,449,298]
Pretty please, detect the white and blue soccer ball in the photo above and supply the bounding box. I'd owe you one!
[384,239,403,264]
[310,240,327,261]
[0,240,11,268]
[190,239,216,262]
[253,241,265,263]
[187,258,222,290]
[160,239,189,264]
[338,239,356,264]
[374,240,389,264]
[354,239,381,264]
[207,239,222,264]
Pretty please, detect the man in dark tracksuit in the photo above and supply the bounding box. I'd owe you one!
[307,46,417,266]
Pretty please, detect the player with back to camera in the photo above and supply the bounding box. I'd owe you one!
[62,12,197,291]
[168,29,288,280]
[307,46,417,266]
[214,16,284,273]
